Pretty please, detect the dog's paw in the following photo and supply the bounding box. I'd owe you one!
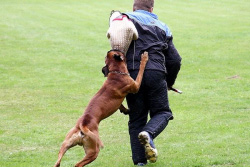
[119,108,130,115]
[141,51,148,62]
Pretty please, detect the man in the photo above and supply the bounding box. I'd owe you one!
[124,0,182,166]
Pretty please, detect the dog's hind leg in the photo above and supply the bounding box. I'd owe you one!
[54,127,80,167]
[74,148,99,167]
[74,126,101,167]
[74,136,100,167]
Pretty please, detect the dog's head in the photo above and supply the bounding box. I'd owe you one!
[102,50,126,77]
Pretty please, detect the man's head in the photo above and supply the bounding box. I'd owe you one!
[133,0,154,12]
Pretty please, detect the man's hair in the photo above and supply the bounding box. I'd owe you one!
[133,0,154,12]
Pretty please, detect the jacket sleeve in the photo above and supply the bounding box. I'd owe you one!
[163,36,182,87]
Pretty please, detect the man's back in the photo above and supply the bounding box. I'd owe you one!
[126,10,170,72]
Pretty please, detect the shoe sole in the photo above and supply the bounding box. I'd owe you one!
[138,132,158,163]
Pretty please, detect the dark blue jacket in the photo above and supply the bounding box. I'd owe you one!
[126,10,172,73]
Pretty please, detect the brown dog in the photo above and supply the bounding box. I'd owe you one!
[54,50,148,167]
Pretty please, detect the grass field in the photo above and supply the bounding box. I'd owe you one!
[0,0,249,166]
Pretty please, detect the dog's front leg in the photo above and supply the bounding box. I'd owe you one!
[119,103,130,115]
[130,51,148,93]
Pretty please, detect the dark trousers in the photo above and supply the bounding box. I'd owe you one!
[126,70,173,164]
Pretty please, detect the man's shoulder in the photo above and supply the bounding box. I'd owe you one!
[126,11,172,37]
[125,11,150,23]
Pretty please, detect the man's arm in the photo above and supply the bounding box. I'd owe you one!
[163,36,182,88]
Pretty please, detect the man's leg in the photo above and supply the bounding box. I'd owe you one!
[126,71,148,165]
[142,70,173,139]
[131,71,172,164]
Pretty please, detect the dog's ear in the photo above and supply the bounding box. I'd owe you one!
[102,65,109,77]
[113,54,124,61]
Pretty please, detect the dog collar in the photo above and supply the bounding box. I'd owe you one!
[109,71,130,76]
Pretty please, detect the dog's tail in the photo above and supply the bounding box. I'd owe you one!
[80,125,104,149]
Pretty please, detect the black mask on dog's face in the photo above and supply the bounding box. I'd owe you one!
[102,65,109,77]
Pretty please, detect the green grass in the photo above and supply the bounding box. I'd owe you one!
[0,0,249,166]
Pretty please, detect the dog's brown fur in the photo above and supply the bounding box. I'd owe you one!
[54,50,148,167]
